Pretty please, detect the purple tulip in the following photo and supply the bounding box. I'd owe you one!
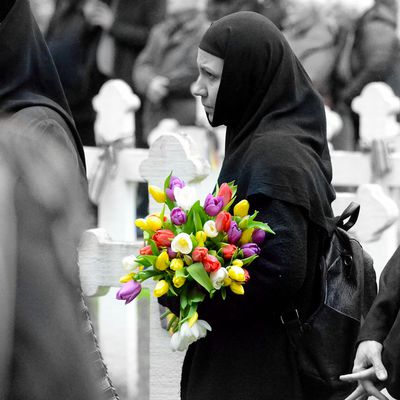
[166,176,185,201]
[241,243,261,258]
[170,207,187,225]
[252,229,266,245]
[227,221,242,245]
[204,194,224,216]
[116,280,142,304]
[167,247,177,258]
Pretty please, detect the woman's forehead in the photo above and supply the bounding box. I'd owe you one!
[197,48,224,69]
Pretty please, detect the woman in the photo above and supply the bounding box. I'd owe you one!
[0,0,117,398]
[186,11,337,399]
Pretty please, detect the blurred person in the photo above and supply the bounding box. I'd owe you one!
[0,0,118,398]
[132,0,209,142]
[82,0,166,148]
[29,0,55,32]
[45,0,111,146]
[282,0,340,107]
[332,0,400,150]
[340,245,400,400]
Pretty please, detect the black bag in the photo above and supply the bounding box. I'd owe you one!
[281,202,377,395]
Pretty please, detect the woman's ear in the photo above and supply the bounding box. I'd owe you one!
[0,0,14,22]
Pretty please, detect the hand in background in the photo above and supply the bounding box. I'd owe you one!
[147,76,170,104]
[340,340,388,400]
[83,0,115,31]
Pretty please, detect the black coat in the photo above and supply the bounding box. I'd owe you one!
[358,245,400,398]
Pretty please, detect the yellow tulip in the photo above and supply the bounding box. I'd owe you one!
[188,312,199,327]
[234,199,250,218]
[195,231,207,247]
[148,185,167,203]
[240,228,254,244]
[155,251,170,271]
[119,272,135,283]
[232,259,243,267]
[183,254,193,265]
[230,281,245,295]
[146,215,162,231]
[170,258,184,271]
[172,275,186,288]
[223,276,232,286]
[153,280,169,297]
[228,265,245,282]
[135,218,148,230]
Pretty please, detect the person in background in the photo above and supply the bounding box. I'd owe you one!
[0,0,118,398]
[132,0,209,142]
[340,245,400,400]
[82,0,166,148]
[331,0,400,150]
[281,0,340,108]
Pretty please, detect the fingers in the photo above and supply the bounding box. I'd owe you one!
[340,367,376,382]
[371,357,388,381]
[344,384,367,400]
[361,380,389,400]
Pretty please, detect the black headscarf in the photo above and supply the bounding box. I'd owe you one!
[199,11,335,232]
[0,0,86,168]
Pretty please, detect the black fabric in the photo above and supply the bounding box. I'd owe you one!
[199,11,335,233]
[0,0,86,168]
[358,245,400,398]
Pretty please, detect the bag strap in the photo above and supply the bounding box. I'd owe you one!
[335,202,360,232]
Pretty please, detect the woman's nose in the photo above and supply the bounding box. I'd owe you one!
[191,78,206,97]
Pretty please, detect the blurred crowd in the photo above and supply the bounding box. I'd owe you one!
[30,0,400,151]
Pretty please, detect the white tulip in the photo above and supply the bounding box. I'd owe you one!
[174,186,198,210]
[210,268,228,290]
[170,320,212,352]
[203,220,218,238]
[171,232,193,254]
[122,255,139,272]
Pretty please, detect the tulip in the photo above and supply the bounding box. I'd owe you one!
[238,215,249,230]
[170,258,184,271]
[215,211,232,232]
[223,276,232,286]
[192,246,208,262]
[139,245,153,255]
[232,259,243,267]
[203,194,224,216]
[170,207,187,226]
[172,275,186,288]
[195,231,207,247]
[135,218,148,230]
[116,280,142,304]
[183,254,193,265]
[153,229,175,247]
[241,243,261,258]
[171,232,193,254]
[202,254,221,273]
[227,221,242,244]
[230,281,245,295]
[222,244,237,260]
[240,228,254,245]
[174,186,198,210]
[119,272,135,283]
[167,247,177,258]
[146,215,163,231]
[155,251,170,270]
[170,319,211,352]
[203,220,218,238]
[122,255,138,271]
[166,176,185,201]
[243,268,250,283]
[148,185,166,203]
[217,183,232,206]
[210,268,228,290]
[228,265,246,282]
[153,280,169,297]
[234,199,250,217]
[252,228,266,245]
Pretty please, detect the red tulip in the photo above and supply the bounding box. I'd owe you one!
[202,254,221,273]
[217,183,232,206]
[192,246,209,262]
[139,245,153,255]
[152,229,175,247]
[215,211,232,232]
[222,244,237,260]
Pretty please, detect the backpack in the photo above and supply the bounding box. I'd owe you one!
[281,202,377,396]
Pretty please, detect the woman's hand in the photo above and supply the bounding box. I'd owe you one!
[340,340,388,400]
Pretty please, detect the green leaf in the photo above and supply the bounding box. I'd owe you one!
[241,254,259,265]
[187,287,205,304]
[148,239,160,256]
[186,262,214,293]
[135,269,162,281]
[221,286,227,300]
[247,220,275,234]
[193,209,203,232]
[136,255,157,267]
[180,290,188,310]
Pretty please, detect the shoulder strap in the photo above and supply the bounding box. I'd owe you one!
[335,202,360,232]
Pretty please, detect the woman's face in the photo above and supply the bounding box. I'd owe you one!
[191,49,224,123]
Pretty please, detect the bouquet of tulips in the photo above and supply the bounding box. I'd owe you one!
[116,174,274,351]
